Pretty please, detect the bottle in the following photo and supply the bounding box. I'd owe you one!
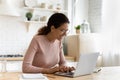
[81,20,91,33]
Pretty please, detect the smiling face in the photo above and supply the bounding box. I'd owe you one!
[51,23,69,41]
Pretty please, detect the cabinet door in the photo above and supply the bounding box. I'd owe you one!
[65,35,80,61]
[6,61,23,72]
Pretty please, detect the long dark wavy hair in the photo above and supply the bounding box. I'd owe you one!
[37,13,69,35]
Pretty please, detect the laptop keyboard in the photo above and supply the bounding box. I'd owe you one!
[55,71,74,76]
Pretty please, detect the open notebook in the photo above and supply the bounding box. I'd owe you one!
[19,73,49,80]
[55,52,100,77]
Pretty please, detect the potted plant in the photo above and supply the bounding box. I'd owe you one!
[26,12,33,21]
[75,25,81,34]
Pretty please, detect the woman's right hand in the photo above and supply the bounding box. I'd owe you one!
[42,66,60,74]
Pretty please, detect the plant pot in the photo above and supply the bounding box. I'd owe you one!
[76,30,80,34]
[27,18,31,21]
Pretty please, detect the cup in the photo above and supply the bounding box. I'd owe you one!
[56,3,61,10]
[48,4,53,9]
[40,16,47,21]
[34,15,40,21]
[40,3,46,8]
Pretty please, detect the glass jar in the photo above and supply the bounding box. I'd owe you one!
[81,20,91,33]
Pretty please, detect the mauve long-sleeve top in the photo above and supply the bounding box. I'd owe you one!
[22,35,66,73]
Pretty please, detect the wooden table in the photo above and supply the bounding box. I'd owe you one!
[0,67,120,80]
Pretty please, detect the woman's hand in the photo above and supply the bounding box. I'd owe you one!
[59,66,75,72]
[42,66,60,74]
[42,66,75,74]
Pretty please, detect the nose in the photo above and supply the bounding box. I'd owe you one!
[62,32,67,36]
[64,32,67,36]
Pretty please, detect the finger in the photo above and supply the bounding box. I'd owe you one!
[64,67,70,72]
[60,66,68,72]
[59,66,62,72]
[70,67,75,71]
[69,67,71,72]
[55,67,60,71]
[60,68,64,72]
[71,67,75,71]
[63,66,67,72]
[62,66,70,72]
[68,67,73,72]
[59,66,64,70]
[51,67,59,73]
[59,67,64,72]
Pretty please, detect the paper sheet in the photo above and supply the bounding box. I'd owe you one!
[19,73,49,80]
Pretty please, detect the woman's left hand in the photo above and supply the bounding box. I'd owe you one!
[59,66,75,72]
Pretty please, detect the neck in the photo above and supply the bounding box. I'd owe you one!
[46,33,56,42]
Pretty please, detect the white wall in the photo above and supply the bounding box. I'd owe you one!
[74,0,89,25]
[88,0,102,33]
[74,0,102,33]
[70,0,89,34]
[0,0,43,55]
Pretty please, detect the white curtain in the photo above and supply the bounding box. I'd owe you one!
[101,0,120,66]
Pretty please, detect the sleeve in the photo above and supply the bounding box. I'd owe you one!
[59,41,67,66]
[22,37,43,73]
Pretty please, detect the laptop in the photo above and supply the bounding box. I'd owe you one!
[55,52,100,78]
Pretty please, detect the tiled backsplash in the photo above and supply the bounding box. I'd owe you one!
[0,16,41,55]
[0,40,29,55]
[0,30,31,55]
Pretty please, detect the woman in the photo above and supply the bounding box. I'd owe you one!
[22,13,75,74]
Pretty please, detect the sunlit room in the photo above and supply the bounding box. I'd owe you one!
[0,0,120,80]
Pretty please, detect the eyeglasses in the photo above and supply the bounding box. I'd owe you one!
[58,29,70,34]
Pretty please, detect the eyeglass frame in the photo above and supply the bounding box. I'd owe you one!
[57,28,70,34]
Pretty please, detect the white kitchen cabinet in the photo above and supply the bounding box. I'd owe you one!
[6,61,23,72]
[0,61,22,72]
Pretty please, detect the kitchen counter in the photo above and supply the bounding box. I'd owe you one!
[0,56,75,61]
[0,57,23,61]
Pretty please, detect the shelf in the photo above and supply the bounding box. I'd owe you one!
[23,1,68,32]
[24,20,47,32]
[24,20,47,24]
[24,7,68,13]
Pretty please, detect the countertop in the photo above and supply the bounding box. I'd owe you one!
[0,56,75,61]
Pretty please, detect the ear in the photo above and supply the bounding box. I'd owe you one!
[51,26,55,32]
